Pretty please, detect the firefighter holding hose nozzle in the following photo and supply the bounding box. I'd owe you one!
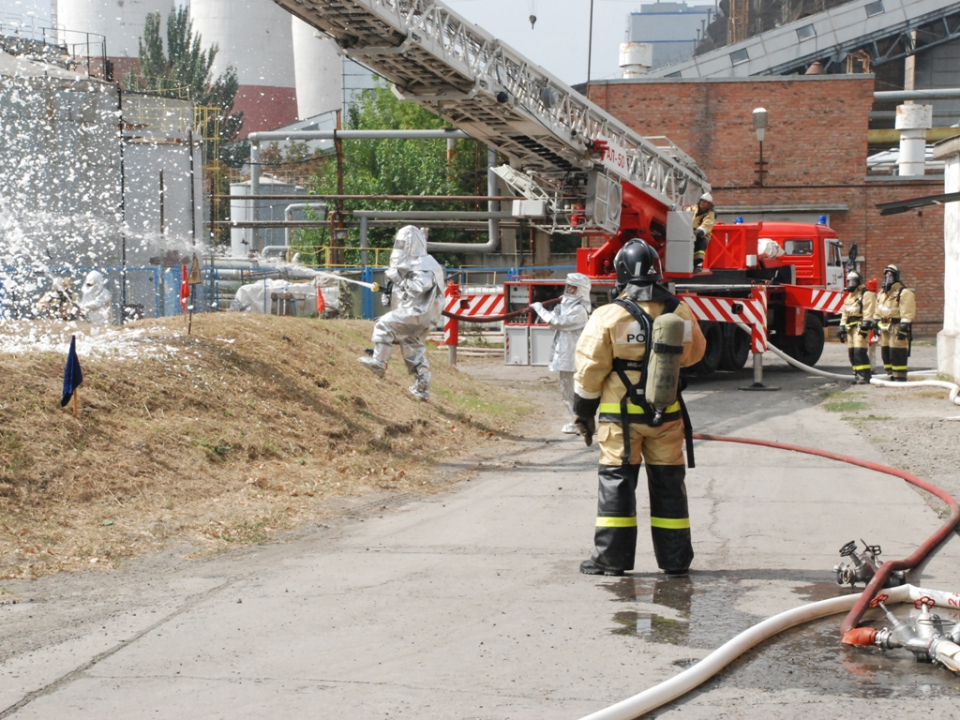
[838,270,877,385]
[573,239,706,578]
[876,264,916,382]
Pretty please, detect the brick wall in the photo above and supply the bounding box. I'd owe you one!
[588,76,945,335]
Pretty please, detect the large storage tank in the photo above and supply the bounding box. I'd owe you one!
[190,0,297,137]
[56,0,175,80]
[291,16,343,121]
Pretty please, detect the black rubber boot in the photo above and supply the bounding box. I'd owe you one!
[590,464,640,572]
[646,464,694,574]
[579,559,624,576]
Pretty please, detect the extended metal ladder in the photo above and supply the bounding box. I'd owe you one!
[273,0,709,233]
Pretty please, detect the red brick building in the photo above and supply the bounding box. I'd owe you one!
[588,75,944,334]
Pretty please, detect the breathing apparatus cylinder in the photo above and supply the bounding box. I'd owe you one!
[645,313,684,425]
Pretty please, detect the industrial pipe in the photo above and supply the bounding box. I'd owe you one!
[426,148,504,253]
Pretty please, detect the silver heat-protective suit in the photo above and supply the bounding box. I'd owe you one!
[531,272,592,433]
[79,270,112,326]
[358,226,444,400]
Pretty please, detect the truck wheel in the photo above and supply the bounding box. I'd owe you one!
[785,313,824,367]
[719,323,751,371]
[691,321,722,375]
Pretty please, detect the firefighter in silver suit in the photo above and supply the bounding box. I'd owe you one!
[876,264,916,382]
[531,272,592,434]
[837,270,877,384]
[573,239,706,577]
[358,226,445,400]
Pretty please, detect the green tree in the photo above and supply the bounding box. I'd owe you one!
[125,7,244,162]
[298,81,488,267]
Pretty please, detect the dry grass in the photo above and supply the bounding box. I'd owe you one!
[0,314,528,579]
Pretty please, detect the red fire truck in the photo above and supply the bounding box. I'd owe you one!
[275,0,848,374]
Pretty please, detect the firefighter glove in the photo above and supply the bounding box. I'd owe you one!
[574,416,596,447]
[897,322,911,341]
[837,327,848,343]
[695,228,706,240]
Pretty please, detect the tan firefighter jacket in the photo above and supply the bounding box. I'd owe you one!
[689,205,716,240]
[876,281,916,329]
[574,295,706,424]
[840,286,877,331]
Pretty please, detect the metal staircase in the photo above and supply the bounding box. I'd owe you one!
[272,0,709,234]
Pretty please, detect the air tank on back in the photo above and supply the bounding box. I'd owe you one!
[291,16,343,121]
[56,0,175,79]
[190,0,298,137]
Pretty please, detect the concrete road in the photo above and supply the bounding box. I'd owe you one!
[2,343,959,719]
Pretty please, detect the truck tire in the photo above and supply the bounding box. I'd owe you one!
[784,313,824,367]
[690,321,722,375]
[719,322,751,371]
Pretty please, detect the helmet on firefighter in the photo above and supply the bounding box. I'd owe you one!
[614,239,662,286]
[845,270,862,292]
[698,192,714,207]
[883,264,900,291]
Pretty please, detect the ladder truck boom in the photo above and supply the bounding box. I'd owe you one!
[272,0,709,235]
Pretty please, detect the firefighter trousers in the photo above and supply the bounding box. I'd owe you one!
[590,420,693,572]
[845,328,871,382]
[879,326,909,380]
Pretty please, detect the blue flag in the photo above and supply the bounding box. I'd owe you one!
[61,335,83,407]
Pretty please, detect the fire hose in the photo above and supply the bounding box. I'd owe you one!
[578,435,960,720]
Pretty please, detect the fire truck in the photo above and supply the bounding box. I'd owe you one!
[272,0,846,372]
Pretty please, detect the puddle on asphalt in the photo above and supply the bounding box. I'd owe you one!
[602,573,960,700]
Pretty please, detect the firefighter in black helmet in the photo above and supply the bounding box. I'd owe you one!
[876,264,916,381]
[838,270,877,384]
[573,239,706,577]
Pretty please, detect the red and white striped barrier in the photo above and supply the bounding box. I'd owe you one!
[680,288,768,353]
[784,286,845,315]
[443,284,505,347]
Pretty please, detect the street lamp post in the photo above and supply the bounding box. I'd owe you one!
[587,0,595,86]
[753,107,768,187]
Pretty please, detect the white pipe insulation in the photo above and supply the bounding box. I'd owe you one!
[577,583,959,720]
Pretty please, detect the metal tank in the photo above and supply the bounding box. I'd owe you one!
[190,0,297,135]
[291,15,343,121]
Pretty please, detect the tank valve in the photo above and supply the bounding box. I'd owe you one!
[833,540,905,588]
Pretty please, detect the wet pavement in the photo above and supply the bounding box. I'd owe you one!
[2,341,959,719]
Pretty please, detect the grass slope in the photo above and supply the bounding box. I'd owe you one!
[0,314,526,579]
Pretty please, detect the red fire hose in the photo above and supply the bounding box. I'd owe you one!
[693,433,960,638]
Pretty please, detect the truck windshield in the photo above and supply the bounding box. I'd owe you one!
[783,239,813,255]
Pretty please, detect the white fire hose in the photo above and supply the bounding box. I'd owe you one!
[737,323,960,407]
[578,584,960,720]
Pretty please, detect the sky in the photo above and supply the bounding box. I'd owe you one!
[0,0,682,86]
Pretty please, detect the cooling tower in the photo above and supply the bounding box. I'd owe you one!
[56,0,175,79]
[291,15,343,121]
[190,0,297,136]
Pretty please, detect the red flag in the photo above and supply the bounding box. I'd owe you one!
[180,264,190,313]
[316,286,326,316]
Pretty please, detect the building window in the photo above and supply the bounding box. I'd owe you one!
[730,48,749,65]
[865,1,884,17]
[796,24,816,41]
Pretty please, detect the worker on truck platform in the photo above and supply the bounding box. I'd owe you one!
[838,270,878,385]
[876,264,916,382]
[572,238,706,578]
[689,192,716,273]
